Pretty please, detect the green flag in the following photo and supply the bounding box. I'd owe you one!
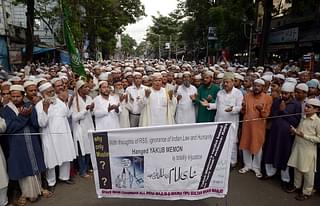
[63,6,86,77]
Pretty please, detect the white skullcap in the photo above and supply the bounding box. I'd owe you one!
[234,73,244,81]
[254,79,265,85]
[76,80,86,90]
[2,81,12,86]
[176,73,183,78]
[274,74,285,80]
[98,81,108,87]
[51,77,61,84]
[194,74,202,80]
[152,72,162,79]
[264,71,274,76]
[253,72,261,78]
[183,71,191,76]
[295,83,308,92]
[10,76,21,82]
[23,81,36,88]
[61,66,67,72]
[281,69,288,73]
[10,84,25,92]
[123,67,133,73]
[142,75,149,81]
[261,75,273,82]
[216,73,224,79]
[307,98,320,107]
[285,77,297,85]
[227,67,236,72]
[99,72,109,81]
[124,72,133,78]
[133,72,142,77]
[60,75,68,81]
[39,82,52,93]
[281,82,295,92]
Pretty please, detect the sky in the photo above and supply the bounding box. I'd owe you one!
[124,0,178,44]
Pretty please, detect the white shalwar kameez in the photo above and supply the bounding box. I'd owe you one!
[207,87,243,165]
[175,84,197,124]
[36,98,76,186]
[71,94,95,156]
[93,95,121,130]
[139,87,176,127]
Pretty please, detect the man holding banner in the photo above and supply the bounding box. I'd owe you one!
[200,72,243,167]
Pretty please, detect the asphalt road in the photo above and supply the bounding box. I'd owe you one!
[31,169,319,206]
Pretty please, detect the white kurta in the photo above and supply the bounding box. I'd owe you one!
[208,87,243,142]
[71,94,95,156]
[0,117,8,189]
[175,84,197,124]
[125,85,146,115]
[139,87,177,127]
[93,95,121,130]
[36,98,76,169]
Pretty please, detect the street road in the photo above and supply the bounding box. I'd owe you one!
[32,169,319,206]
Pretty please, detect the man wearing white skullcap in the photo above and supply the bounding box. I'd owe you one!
[93,78,121,130]
[35,82,76,188]
[192,71,220,123]
[70,80,94,178]
[23,81,41,105]
[201,72,243,167]
[139,70,177,126]
[264,82,302,188]
[239,78,273,178]
[287,98,320,200]
[125,71,146,127]
[193,74,202,88]
[3,84,46,202]
[295,83,309,115]
[175,70,197,124]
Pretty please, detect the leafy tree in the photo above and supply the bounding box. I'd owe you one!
[135,41,147,57]
[121,34,137,57]
[15,0,145,61]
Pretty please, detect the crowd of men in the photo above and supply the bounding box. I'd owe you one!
[0,59,320,205]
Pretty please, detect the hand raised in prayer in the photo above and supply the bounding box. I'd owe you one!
[43,98,51,113]
[255,104,263,111]
[190,93,197,101]
[225,106,233,112]
[207,95,212,102]
[108,103,118,112]
[86,103,94,111]
[279,100,286,111]
[145,89,151,98]
[177,95,182,102]
[32,96,41,105]
[168,90,173,100]
[200,98,209,107]
[19,105,33,116]
[290,125,304,137]
[120,93,128,103]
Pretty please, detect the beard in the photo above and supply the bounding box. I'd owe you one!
[115,88,124,95]
[44,94,57,104]
[183,81,190,87]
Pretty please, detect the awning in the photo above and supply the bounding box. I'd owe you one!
[22,46,55,55]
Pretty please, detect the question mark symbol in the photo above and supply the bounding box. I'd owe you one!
[100,161,106,170]
[102,177,107,186]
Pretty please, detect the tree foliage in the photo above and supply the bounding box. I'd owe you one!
[120,34,137,58]
[14,0,145,60]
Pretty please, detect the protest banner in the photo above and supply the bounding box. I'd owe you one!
[89,122,232,200]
